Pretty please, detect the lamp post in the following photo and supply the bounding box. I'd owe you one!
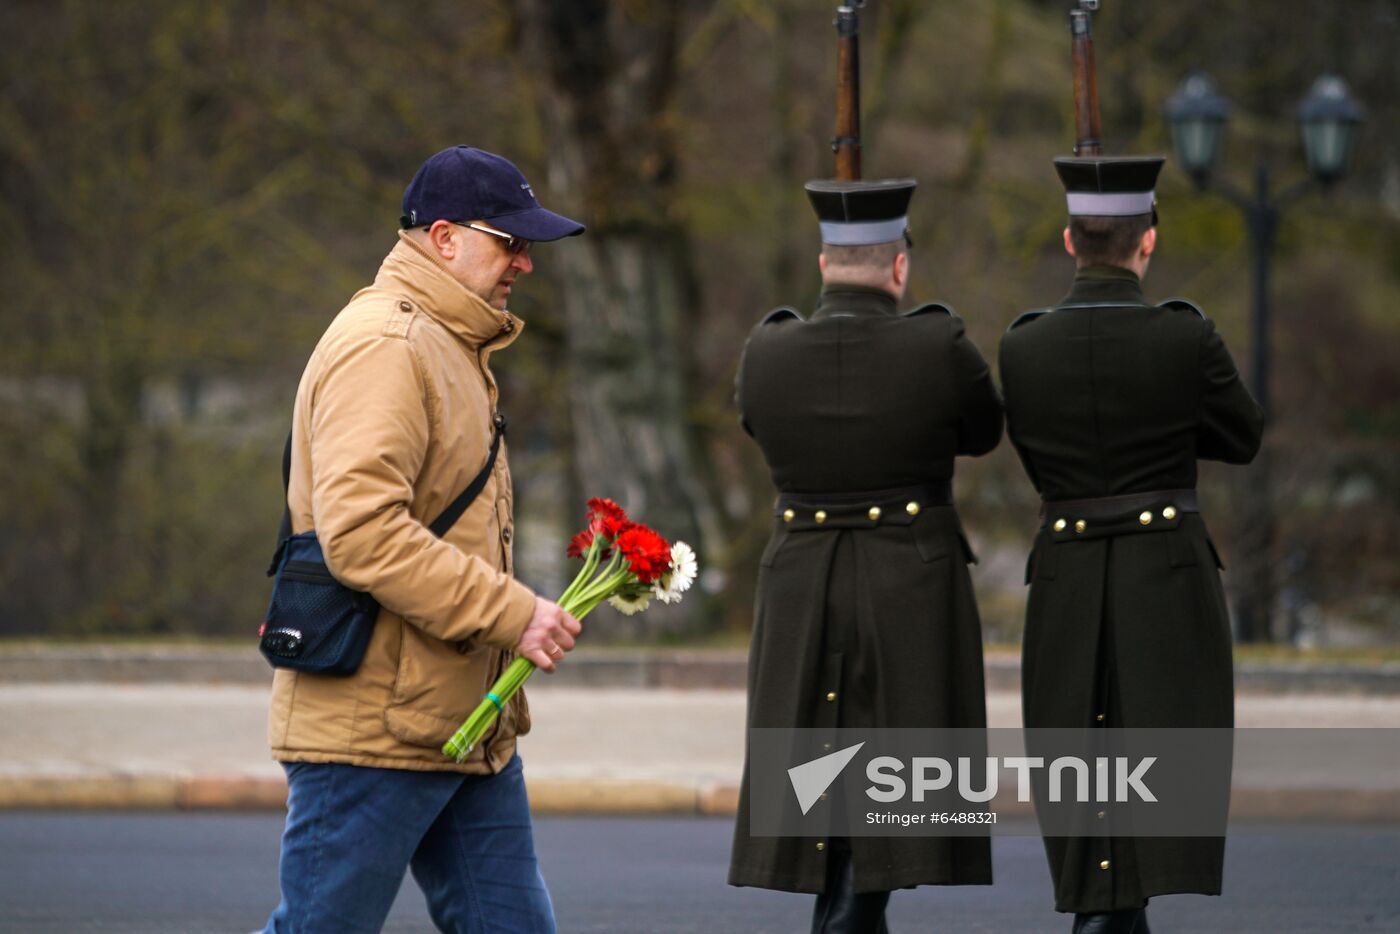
[1165,73,1364,643]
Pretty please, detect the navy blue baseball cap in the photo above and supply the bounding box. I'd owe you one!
[400,146,585,241]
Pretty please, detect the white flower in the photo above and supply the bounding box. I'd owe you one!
[652,541,698,605]
[608,591,651,616]
[669,541,698,591]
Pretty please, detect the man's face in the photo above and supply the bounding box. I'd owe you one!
[436,221,534,310]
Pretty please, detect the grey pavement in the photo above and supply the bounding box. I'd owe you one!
[1,681,1398,813]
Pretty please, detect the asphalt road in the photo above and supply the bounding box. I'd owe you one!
[0,814,1396,933]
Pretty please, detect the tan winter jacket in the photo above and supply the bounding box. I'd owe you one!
[268,232,536,774]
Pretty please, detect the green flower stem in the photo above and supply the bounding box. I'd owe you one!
[581,552,623,596]
[574,588,616,618]
[442,656,535,761]
[567,561,630,610]
[442,561,639,762]
[557,538,602,608]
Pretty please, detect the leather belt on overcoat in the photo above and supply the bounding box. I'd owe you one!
[1040,488,1199,540]
[774,482,953,532]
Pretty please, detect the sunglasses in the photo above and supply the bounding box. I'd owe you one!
[458,222,531,256]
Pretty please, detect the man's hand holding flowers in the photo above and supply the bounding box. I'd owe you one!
[444,498,699,761]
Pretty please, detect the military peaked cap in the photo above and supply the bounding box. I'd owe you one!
[1054,156,1165,218]
[805,178,916,246]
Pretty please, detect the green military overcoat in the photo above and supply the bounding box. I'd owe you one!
[998,265,1265,913]
[727,284,1003,894]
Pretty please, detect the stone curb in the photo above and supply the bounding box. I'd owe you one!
[1,774,1396,823]
[3,647,1398,695]
[0,774,182,810]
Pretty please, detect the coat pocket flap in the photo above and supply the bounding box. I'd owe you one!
[1167,531,1199,568]
[1206,536,1226,570]
[759,529,790,568]
[911,520,950,563]
[1032,535,1059,581]
[957,530,979,565]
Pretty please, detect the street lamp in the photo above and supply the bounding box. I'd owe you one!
[1165,73,1231,187]
[1297,75,1365,184]
[1164,72,1364,643]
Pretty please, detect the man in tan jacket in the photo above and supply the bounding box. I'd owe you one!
[259,146,584,934]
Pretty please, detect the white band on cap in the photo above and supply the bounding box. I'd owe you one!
[1065,191,1156,216]
[819,216,908,246]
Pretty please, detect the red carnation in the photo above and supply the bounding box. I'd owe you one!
[587,497,627,521]
[567,529,596,559]
[586,498,630,539]
[615,524,672,584]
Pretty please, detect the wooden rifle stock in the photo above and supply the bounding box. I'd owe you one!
[1070,5,1103,156]
[833,3,864,180]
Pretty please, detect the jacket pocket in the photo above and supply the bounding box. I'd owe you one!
[386,626,481,747]
[511,683,532,737]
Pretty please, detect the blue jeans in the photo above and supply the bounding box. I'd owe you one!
[259,754,554,934]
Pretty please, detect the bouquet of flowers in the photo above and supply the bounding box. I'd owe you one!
[442,498,698,762]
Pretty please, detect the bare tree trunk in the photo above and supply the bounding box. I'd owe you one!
[75,342,144,632]
[516,0,723,637]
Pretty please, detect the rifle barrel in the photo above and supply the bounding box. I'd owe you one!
[1070,9,1103,156]
[834,5,862,180]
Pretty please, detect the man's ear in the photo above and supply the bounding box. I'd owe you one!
[1062,227,1076,258]
[427,220,458,259]
[1140,226,1157,259]
[818,253,828,275]
[892,251,909,289]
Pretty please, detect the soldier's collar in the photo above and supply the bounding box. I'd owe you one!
[1062,264,1146,306]
[812,283,899,319]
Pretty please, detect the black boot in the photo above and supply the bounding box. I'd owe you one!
[811,842,890,934]
[1071,908,1148,934]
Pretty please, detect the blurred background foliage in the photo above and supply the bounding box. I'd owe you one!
[1,0,1396,645]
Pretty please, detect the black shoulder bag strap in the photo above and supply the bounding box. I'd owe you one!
[428,411,507,537]
[275,411,508,549]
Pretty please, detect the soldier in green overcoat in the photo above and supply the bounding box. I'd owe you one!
[727,178,1003,933]
[999,155,1265,934]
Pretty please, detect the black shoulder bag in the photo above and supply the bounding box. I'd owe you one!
[260,412,506,675]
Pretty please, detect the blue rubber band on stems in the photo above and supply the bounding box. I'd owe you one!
[486,692,503,712]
